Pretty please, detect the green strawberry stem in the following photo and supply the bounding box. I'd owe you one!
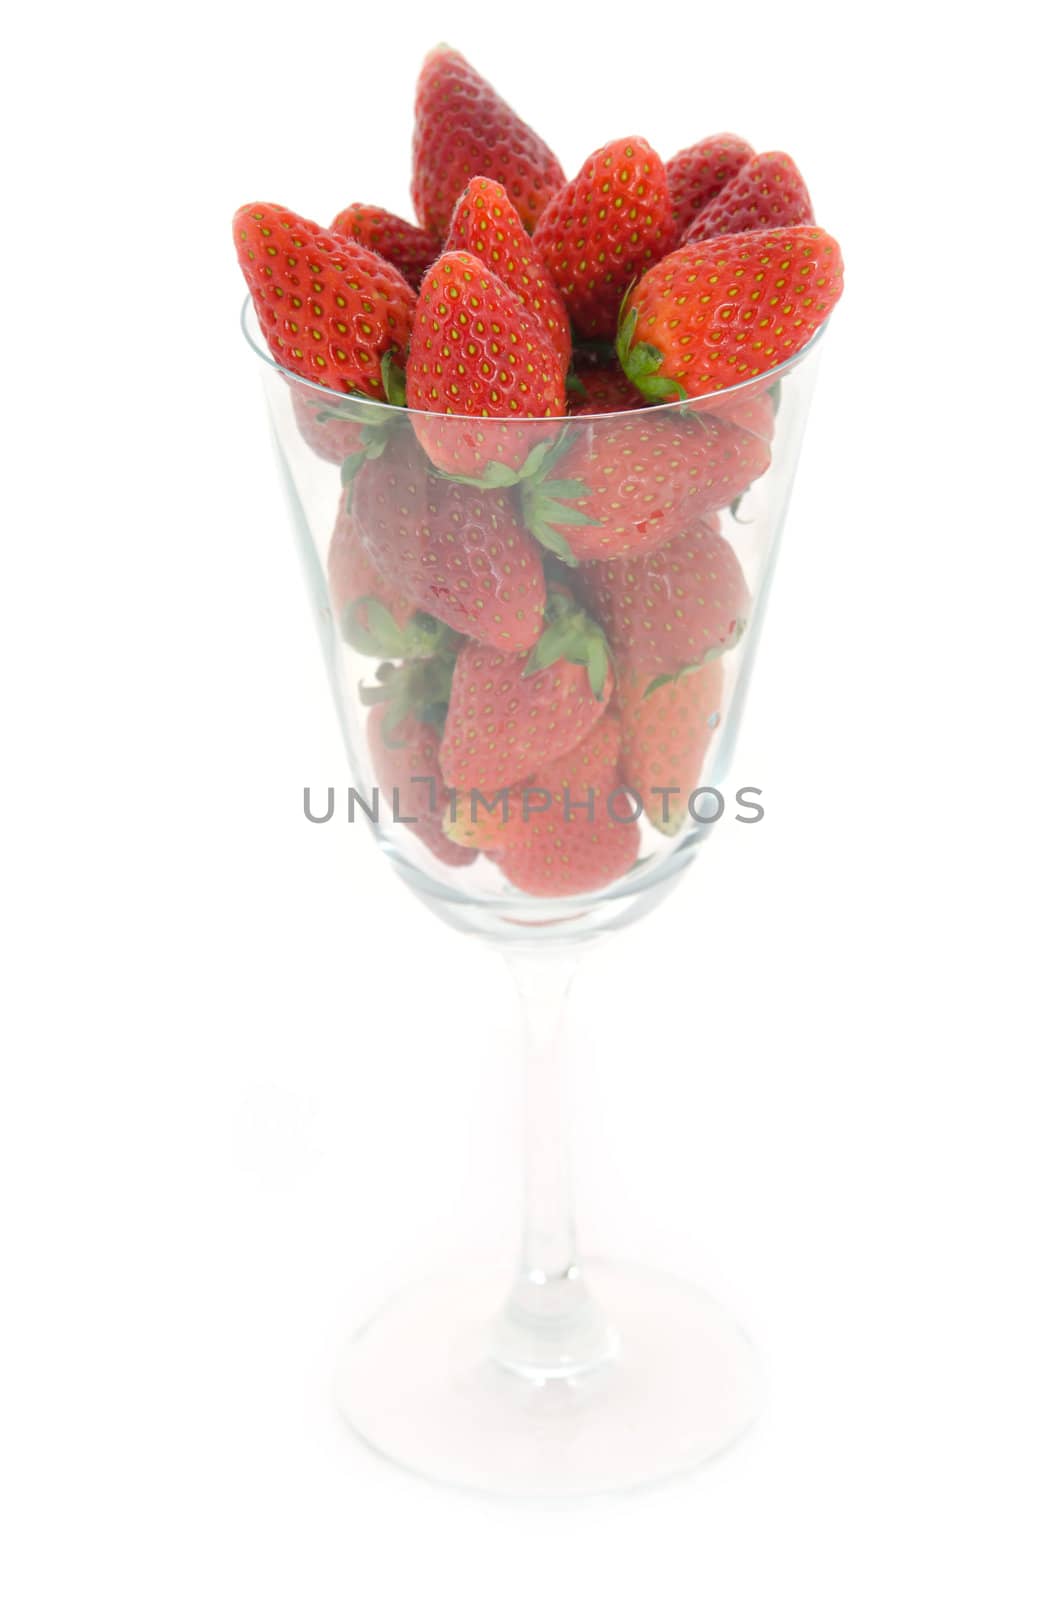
[314,352,409,507]
[440,434,562,493]
[440,432,594,566]
[515,431,603,567]
[616,299,686,405]
[524,586,611,700]
[643,620,748,697]
[380,349,408,408]
[342,599,459,660]
[339,440,389,510]
[359,652,457,741]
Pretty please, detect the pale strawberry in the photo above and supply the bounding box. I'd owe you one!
[367,707,477,868]
[521,412,770,560]
[327,493,416,640]
[493,792,638,895]
[446,713,638,897]
[439,589,613,792]
[350,431,545,652]
[489,787,640,902]
[617,656,726,835]
[579,518,750,678]
[290,385,367,464]
[446,712,623,852]
[446,177,571,365]
[704,385,778,441]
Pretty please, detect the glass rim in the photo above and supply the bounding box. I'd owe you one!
[239,293,827,422]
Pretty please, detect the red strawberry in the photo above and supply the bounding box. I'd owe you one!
[331,203,438,289]
[233,202,415,398]
[617,656,726,835]
[367,707,477,868]
[446,711,624,852]
[619,227,844,401]
[534,138,676,339]
[666,134,755,239]
[445,713,638,897]
[703,385,778,441]
[521,412,770,560]
[567,364,646,415]
[494,791,639,896]
[486,707,643,896]
[412,47,565,237]
[683,152,814,245]
[579,518,750,678]
[290,384,366,464]
[350,431,545,652]
[446,177,571,366]
[439,590,613,792]
[327,492,416,638]
[406,251,566,479]
[531,705,623,791]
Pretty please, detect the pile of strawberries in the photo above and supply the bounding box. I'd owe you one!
[234,46,844,898]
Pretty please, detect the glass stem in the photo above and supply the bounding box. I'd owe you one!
[492,946,617,1380]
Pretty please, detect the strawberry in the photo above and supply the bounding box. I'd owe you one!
[534,138,676,339]
[579,518,750,678]
[290,384,367,464]
[412,46,565,237]
[703,385,778,441]
[446,711,624,852]
[666,134,755,239]
[289,371,407,469]
[349,431,545,652]
[439,589,613,792]
[619,226,844,401]
[330,203,438,289]
[446,713,638,896]
[567,364,646,415]
[327,492,416,639]
[233,202,415,398]
[405,251,566,479]
[367,706,477,868]
[494,791,639,896]
[683,152,814,245]
[445,177,571,366]
[521,411,770,560]
[617,656,726,835]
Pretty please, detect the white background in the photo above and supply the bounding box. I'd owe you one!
[4,1,1059,1594]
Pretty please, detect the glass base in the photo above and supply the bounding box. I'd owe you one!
[334,1260,762,1496]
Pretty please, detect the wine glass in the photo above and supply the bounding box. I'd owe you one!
[241,297,827,1494]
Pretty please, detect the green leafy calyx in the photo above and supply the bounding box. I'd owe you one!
[523,587,612,701]
[440,435,560,493]
[643,621,748,697]
[342,600,458,661]
[359,653,456,741]
[516,431,601,567]
[616,299,686,405]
